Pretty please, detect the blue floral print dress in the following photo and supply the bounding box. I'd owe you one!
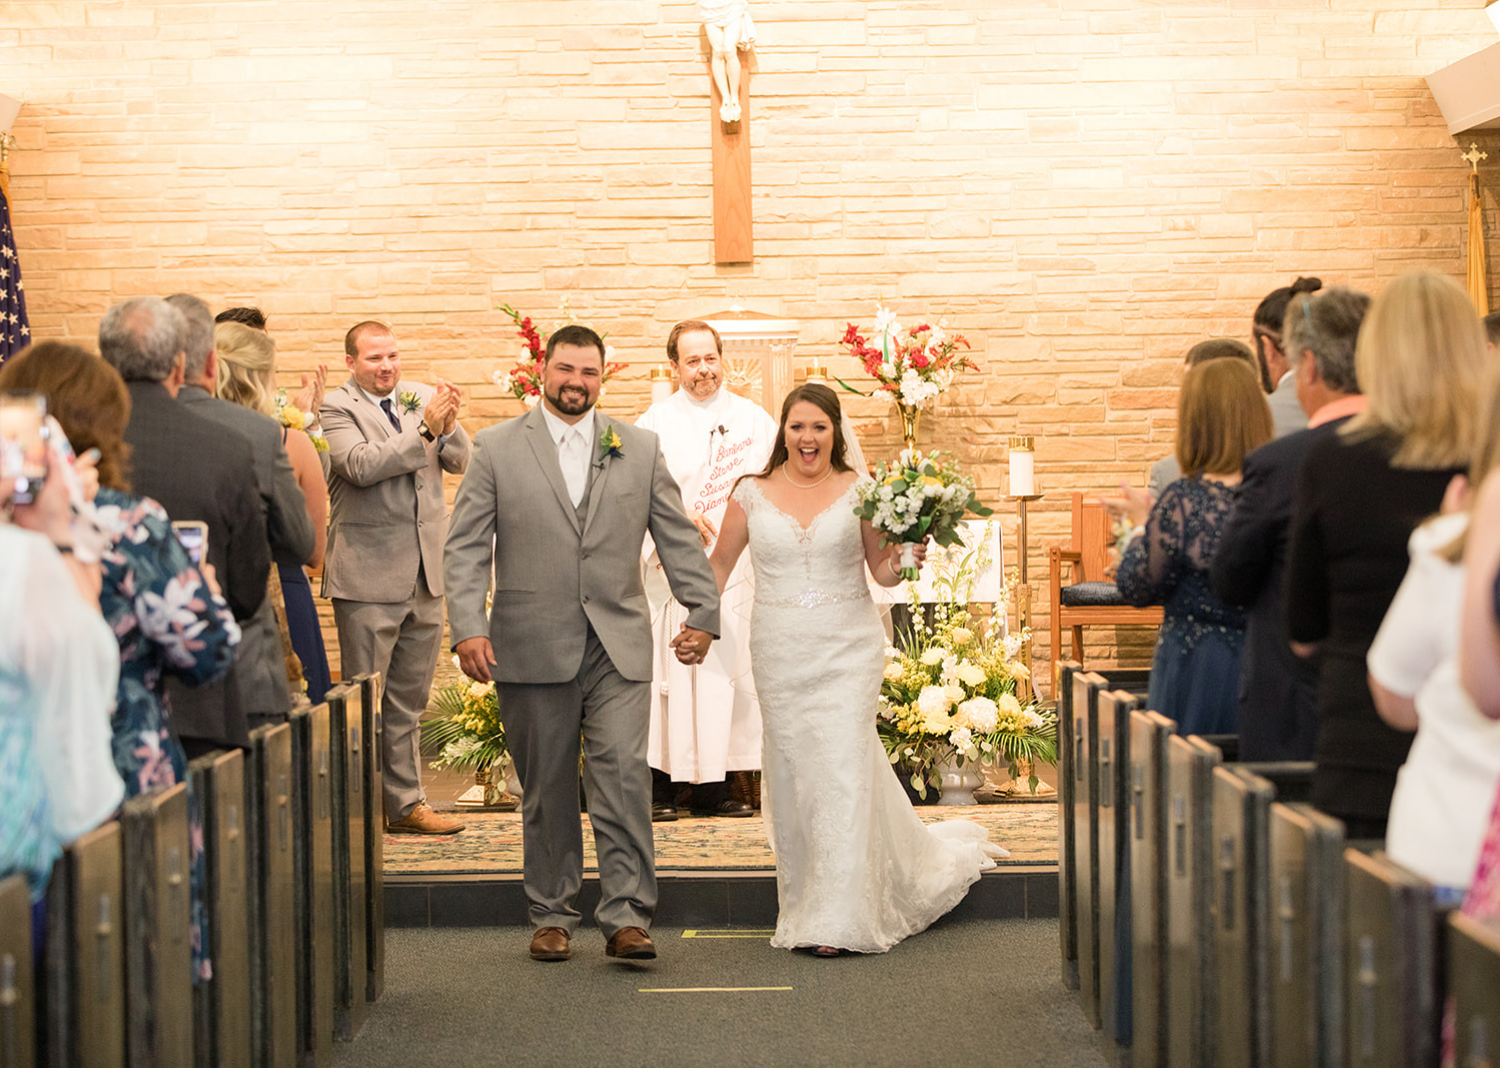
[94,488,240,981]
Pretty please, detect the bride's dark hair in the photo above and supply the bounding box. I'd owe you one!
[737,383,853,491]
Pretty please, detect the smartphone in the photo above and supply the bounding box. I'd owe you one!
[172,520,210,568]
[0,392,48,506]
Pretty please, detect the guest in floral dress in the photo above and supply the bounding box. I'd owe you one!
[1109,358,1274,735]
[0,342,239,981]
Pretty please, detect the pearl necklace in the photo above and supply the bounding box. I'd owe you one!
[782,464,833,490]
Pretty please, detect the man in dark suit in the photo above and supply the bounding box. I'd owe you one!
[99,296,271,748]
[1209,286,1370,760]
[164,293,314,751]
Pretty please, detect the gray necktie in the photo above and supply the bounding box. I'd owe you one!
[380,398,402,433]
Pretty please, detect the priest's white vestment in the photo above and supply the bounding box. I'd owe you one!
[637,387,777,782]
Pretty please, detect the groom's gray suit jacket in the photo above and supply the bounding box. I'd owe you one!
[444,405,719,681]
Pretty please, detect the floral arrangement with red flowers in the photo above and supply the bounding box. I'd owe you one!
[835,305,975,410]
[492,300,626,407]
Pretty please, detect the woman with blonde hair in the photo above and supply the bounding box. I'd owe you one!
[1287,270,1486,839]
[1111,357,1274,733]
[1368,357,1500,892]
[215,320,333,702]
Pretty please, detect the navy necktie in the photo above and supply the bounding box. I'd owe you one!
[380,398,402,433]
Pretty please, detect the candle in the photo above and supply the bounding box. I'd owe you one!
[650,365,674,404]
[805,360,828,384]
[1008,435,1036,496]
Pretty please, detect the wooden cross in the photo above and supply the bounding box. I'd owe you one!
[1463,142,1489,174]
[711,64,752,264]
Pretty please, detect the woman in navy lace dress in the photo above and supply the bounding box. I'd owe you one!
[1112,358,1274,734]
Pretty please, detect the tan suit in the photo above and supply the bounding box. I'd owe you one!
[445,406,718,934]
[321,378,471,819]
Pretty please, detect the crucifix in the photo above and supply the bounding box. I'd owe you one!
[702,1,755,263]
[1463,142,1489,173]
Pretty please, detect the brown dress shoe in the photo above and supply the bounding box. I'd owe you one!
[605,926,657,960]
[386,802,465,835]
[529,926,571,962]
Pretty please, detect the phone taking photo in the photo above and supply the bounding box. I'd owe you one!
[0,392,49,506]
[171,520,209,568]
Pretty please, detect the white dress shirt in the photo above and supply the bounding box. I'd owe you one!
[540,404,596,508]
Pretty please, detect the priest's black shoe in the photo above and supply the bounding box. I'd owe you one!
[691,799,755,818]
[651,801,679,822]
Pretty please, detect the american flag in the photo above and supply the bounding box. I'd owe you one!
[0,185,30,363]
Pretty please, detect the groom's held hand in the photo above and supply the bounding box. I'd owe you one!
[456,636,498,683]
[670,625,712,665]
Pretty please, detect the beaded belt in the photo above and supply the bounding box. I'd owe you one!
[756,588,868,610]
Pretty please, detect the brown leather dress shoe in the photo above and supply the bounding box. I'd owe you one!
[605,926,657,960]
[530,926,571,961]
[386,802,465,835]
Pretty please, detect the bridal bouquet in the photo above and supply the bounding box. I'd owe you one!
[425,679,508,773]
[834,304,975,409]
[876,545,1056,799]
[492,299,626,407]
[854,449,992,580]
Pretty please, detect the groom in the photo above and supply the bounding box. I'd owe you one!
[446,324,720,963]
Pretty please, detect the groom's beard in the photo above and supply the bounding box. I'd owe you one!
[545,383,595,416]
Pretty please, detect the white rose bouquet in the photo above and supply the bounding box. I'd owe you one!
[854,448,992,580]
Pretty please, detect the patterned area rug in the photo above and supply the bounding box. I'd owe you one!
[385,802,1058,876]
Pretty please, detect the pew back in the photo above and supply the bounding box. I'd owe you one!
[42,819,124,1068]
[1165,734,1221,1068]
[122,782,192,1067]
[1129,710,1175,1068]
[1072,670,1108,1030]
[1056,659,1083,992]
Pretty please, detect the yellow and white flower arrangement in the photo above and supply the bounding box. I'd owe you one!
[876,532,1056,798]
[425,678,509,773]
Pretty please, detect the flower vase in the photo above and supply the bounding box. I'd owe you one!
[897,403,922,450]
[934,753,986,806]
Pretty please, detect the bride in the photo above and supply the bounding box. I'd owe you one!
[708,383,1005,956]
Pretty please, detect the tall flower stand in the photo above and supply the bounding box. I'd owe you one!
[1001,481,1056,799]
[454,761,519,812]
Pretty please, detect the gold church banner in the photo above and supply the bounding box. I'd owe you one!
[1470,170,1490,317]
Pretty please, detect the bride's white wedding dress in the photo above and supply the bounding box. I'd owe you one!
[734,476,1006,953]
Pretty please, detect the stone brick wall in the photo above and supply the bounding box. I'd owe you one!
[3,1,1497,687]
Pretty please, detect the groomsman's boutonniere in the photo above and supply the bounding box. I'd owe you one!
[599,426,624,461]
[398,390,423,415]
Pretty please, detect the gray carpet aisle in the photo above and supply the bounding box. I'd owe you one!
[334,917,1111,1067]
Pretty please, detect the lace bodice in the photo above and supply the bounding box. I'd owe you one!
[732,476,872,610]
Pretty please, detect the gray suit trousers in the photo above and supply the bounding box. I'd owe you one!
[333,581,444,821]
[497,624,656,937]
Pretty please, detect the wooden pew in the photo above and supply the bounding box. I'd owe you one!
[1164,734,1221,1068]
[356,673,386,1005]
[0,873,33,1068]
[1072,670,1109,1030]
[41,820,124,1068]
[188,749,251,1068]
[122,782,192,1066]
[1098,689,1142,1049]
[1267,802,1344,1068]
[1449,912,1500,1068]
[1343,851,1447,1067]
[290,703,335,1067]
[1210,765,1274,1068]
[326,683,369,1041]
[1129,710,1175,1068]
[1055,659,1084,992]
[247,721,297,1067]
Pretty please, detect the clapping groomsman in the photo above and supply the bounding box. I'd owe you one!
[320,321,471,834]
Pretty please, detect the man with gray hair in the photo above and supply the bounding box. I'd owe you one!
[164,292,314,751]
[101,296,271,749]
[1210,286,1371,761]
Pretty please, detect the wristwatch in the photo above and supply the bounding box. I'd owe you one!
[418,423,437,443]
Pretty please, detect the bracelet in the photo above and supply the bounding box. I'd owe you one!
[886,555,900,578]
[55,545,75,556]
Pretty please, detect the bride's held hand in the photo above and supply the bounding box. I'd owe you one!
[670,625,713,665]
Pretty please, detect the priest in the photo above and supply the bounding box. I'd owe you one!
[637,320,777,820]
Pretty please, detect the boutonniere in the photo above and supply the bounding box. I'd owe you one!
[599,426,624,461]
[398,390,422,415]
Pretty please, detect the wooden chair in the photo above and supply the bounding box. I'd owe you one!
[1048,492,1163,683]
